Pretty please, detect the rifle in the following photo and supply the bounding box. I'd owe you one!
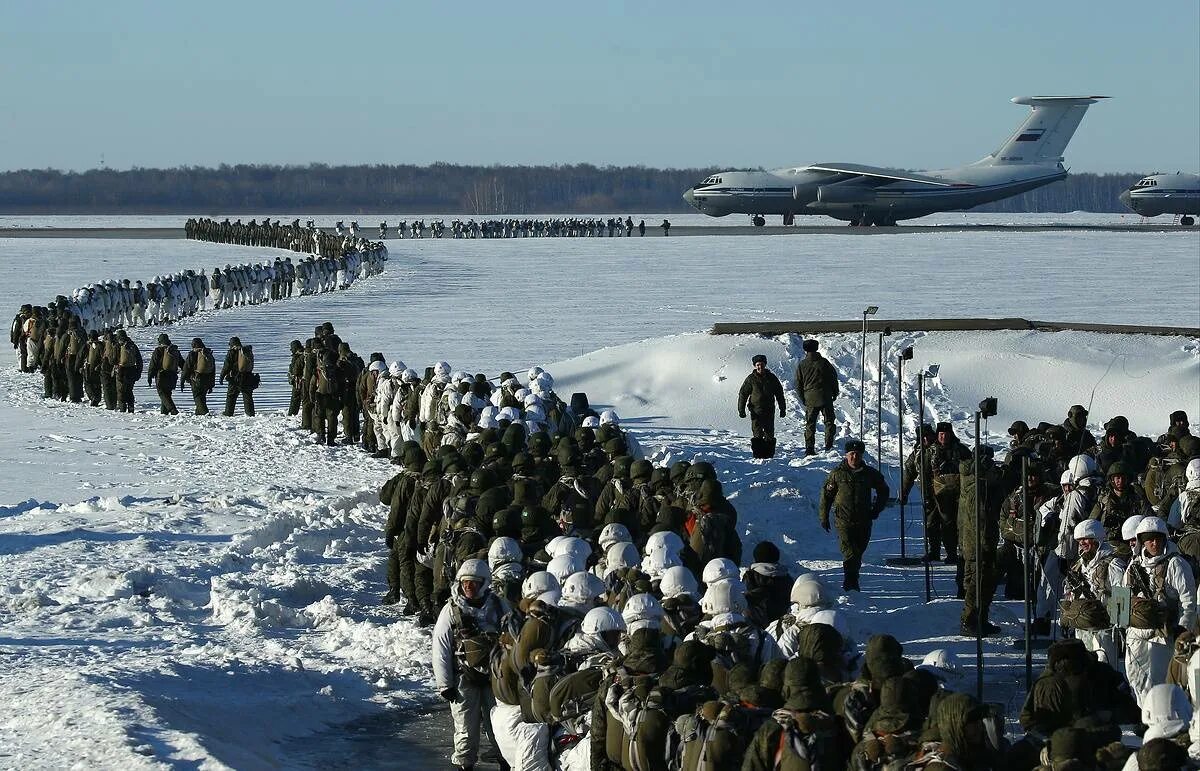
[1127,561,1155,600]
[1063,568,1098,602]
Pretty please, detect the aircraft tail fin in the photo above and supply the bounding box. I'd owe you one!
[977,96,1109,166]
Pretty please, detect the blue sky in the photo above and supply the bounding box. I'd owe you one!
[1,1,1196,173]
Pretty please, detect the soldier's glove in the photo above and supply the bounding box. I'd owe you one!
[385,534,395,549]
[738,410,746,419]
[439,687,460,703]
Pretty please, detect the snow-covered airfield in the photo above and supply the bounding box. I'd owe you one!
[1,219,1197,768]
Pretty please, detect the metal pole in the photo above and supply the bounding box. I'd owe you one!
[1022,453,1033,692]
[974,410,984,700]
[897,355,906,559]
[920,374,931,602]
[876,332,884,467]
[859,312,868,438]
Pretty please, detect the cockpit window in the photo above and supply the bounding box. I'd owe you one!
[1135,178,1158,188]
[700,176,722,186]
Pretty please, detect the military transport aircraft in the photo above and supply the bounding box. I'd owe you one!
[1119,172,1200,225]
[682,96,1108,226]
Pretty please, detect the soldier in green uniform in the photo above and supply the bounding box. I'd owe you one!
[958,448,1008,636]
[819,439,889,591]
[795,338,839,454]
[181,337,216,415]
[737,354,786,456]
[287,340,304,417]
[927,422,969,564]
[100,329,120,410]
[147,333,181,415]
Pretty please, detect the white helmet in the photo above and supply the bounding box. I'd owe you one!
[1137,516,1169,540]
[599,409,619,426]
[1068,454,1099,483]
[1186,458,1200,486]
[790,577,830,608]
[598,523,633,551]
[699,580,748,616]
[450,370,468,387]
[708,611,747,630]
[524,404,545,421]
[622,593,664,631]
[1142,683,1192,742]
[526,366,544,383]
[523,393,542,409]
[1122,515,1146,542]
[402,368,420,383]
[581,606,626,635]
[581,415,601,428]
[536,589,561,607]
[561,571,606,608]
[1072,519,1106,543]
[1059,470,1073,486]
[497,406,521,423]
[916,649,960,682]
[487,537,523,568]
[702,558,740,586]
[547,553,587,584]
[659,566,700,600]
[477,410,498,430]
[369,360,387,374]
[644,531,684,559]
[433,361,451,378]
[641,549,680,580]
[604,542,641,575]
[456,558,491,584]
[522,570,559,600]
[513,388,530,402]
[548,536,591,563]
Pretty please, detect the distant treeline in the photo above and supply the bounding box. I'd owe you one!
[0,164,1144,214]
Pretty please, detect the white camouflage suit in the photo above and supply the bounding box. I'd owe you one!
[1121,542,1196,706]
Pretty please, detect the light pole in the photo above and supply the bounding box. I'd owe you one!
[886,345,917,566]
[876,326,892,467]
[917,364,939,602]
[973,396,998,701]
[860,305,878,438]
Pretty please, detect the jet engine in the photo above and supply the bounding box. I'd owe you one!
[816,185,876,204]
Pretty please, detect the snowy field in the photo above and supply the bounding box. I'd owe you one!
[1,223,1198,768]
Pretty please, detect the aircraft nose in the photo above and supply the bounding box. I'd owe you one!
[682,188,696,208]
[1118,190,1132,210]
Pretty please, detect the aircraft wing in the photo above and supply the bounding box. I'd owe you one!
[806,163,968,187]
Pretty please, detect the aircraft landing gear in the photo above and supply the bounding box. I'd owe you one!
[783,212,795,226]
[1183,216,1196,226]
[751,215,766,227]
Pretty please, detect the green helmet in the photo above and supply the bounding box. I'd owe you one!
[686,461,716,482]
[630,459,654,482]
[156,333,170,345]
[612,456,633,479]
[469,468,495,494]
[528,431,551,456]
[521,505,549,530]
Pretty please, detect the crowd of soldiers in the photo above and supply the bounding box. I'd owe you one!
[344,338,1196,769]
[9,301,261,417]
[186,216,391,262]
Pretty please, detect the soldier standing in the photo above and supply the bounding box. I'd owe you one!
[114,330,141,412]
[147,334,181,415]
[958,448,1008,636]
[795,338,839,454]
[818,439,889,591]
[82,330,103,406]
[287,340,304,417]
[737,354,786,458]
[181,337,216,415]
[10,304,31,372]
[101,329,120,410]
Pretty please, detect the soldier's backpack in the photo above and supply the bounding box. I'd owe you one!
[195,347,214,375]
[604,666,671,771]
[162,346,181,374]
[237,346,254,373]
[315,356,336,395]
[66,328,86,357]
[451,594,502,687]
[86,341,103,369]
[673,699,770,771]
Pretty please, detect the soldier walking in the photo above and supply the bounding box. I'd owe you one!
[737,353,786,457]
[147,334,181,415]
[219,337,256,416]
[795,338,839,454]
[819,439,890,591]
[181,337,216,415]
